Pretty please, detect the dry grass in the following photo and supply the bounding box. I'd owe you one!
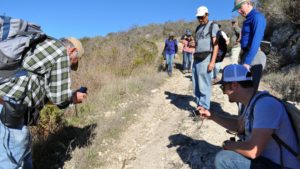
[263,65,300,101]
[31,25,166,168]
[31,8,300,167]
[63,67,165,168]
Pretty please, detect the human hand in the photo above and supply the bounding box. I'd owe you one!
[72,92,87,104]
[222,140,235,150]
[207,62,215,72]
[243,64,251,71]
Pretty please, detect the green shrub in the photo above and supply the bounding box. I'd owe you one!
[31,105,65,140]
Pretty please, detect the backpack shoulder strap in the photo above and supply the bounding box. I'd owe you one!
[209,21,217,38]
[209,21,217,50]
[248,93,273,132]
[195,25,201,34]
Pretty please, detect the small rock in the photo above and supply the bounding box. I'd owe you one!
[151,89,159,93]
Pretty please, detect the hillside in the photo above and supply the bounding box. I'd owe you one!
[31,1,300,168]
[63,48,238,169]
[63,51,282,169]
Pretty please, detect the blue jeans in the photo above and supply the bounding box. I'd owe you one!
[0,105,32,169]
[192,55,212,109]
[215,150,282,169]
[166,53,175,73]
[211,62,221,79]
[182,52,192,70]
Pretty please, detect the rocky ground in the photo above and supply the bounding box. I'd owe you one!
[95,56,241,169]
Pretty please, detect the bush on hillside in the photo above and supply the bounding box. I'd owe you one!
[263,65,300,101]
[258,0,300,24]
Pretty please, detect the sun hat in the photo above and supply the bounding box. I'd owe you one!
[65,37,84,71]
[195,6,208,17]
[232,0,249,12]
[215,64,252,84]
[66,37,84,58]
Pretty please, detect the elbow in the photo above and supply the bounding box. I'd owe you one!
[247,147,262,159]
[248,153,259,159]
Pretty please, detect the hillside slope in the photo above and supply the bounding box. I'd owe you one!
[64,52,243,169]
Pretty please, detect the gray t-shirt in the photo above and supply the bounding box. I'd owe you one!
[243,91,300,169]
[230,26,241,47]
[195,21,219,53]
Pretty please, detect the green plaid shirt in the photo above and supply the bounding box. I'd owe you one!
[0,38,72,108]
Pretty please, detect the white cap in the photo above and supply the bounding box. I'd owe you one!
[216,64,252,84]
[195,6,208,17]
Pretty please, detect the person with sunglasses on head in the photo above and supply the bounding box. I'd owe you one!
[193,6,219,113]
[233,0,266,71]
[180,29,195,73]
[198,64,300,169]
[0,36,87,168]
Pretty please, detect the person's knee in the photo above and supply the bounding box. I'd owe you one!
[214,150,234,169]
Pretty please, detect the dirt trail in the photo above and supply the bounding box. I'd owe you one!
[98,53,241,169]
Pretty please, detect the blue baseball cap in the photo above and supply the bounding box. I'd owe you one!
[215,64,253,84]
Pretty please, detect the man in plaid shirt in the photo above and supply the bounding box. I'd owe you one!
[0,37,87,168]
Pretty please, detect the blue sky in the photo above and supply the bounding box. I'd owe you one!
[1,0,237,39]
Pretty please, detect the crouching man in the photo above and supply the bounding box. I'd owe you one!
[198,64,300,169]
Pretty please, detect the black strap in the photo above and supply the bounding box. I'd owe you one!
[272,133,300,160]
[21,34,47,60]
[274,134,285,169]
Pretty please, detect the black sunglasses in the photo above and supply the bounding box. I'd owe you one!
[219,82,232,92]
[197,16,206,20]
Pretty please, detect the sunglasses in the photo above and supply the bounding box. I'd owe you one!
[197,16,206,20]
[219,82,232,92]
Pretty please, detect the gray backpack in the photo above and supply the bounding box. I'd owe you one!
[0,15,47,84]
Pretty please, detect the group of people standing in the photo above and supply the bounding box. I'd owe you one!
[163,0,300,168]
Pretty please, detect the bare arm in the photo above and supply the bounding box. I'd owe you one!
[208,37,219,72]
[199,108,240,131]
[223,128,273,159]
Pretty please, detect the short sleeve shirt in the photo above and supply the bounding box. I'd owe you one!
[195,21,219,53]
[243,91,300,169]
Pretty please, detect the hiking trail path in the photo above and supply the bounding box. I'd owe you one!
[95,43,266,169]
[65,43,271,169]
